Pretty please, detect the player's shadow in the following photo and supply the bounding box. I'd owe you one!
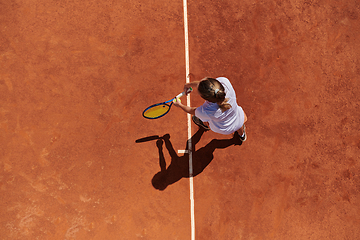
[136,128,242,191]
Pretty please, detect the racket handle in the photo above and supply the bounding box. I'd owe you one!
[186,87,193,94]
[175,87,193,99]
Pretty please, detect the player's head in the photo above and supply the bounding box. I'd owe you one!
[198,77,231,112]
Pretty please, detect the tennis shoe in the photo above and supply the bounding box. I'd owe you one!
[192,116,210,131]
[240,124,247,142]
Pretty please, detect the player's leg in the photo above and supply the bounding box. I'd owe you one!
[192,116,210,131]
[236,111,247,141]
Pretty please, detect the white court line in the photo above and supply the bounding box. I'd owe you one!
[182,0,195,239]
[178,149,189,154]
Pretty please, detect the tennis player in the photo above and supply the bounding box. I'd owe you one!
[173,77,247,142]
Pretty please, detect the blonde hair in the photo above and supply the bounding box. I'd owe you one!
[198,77,231,112]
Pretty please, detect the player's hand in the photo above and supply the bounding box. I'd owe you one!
[173,97,182,107]
[184,79,199,95]
[183,84,193,95]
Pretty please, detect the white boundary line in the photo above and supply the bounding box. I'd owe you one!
[178,149,189,154]
[182,0,195,239]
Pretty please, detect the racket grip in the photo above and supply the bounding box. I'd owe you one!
[176,87,193,99]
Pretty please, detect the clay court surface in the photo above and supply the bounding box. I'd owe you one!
[1,0,360,239]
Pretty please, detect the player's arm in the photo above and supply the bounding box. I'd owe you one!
[173,97,196,115]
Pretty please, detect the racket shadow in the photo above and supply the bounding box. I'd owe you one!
[139,128,242,191]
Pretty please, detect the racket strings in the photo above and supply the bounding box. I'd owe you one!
[143,104,170,119]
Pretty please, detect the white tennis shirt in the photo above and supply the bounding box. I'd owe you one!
[195,77,245,135]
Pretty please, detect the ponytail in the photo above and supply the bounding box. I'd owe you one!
[218,98,231,112]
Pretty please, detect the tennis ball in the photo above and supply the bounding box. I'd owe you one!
[175,98,181,103]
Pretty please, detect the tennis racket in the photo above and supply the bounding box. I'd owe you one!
[142,87,192,119]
